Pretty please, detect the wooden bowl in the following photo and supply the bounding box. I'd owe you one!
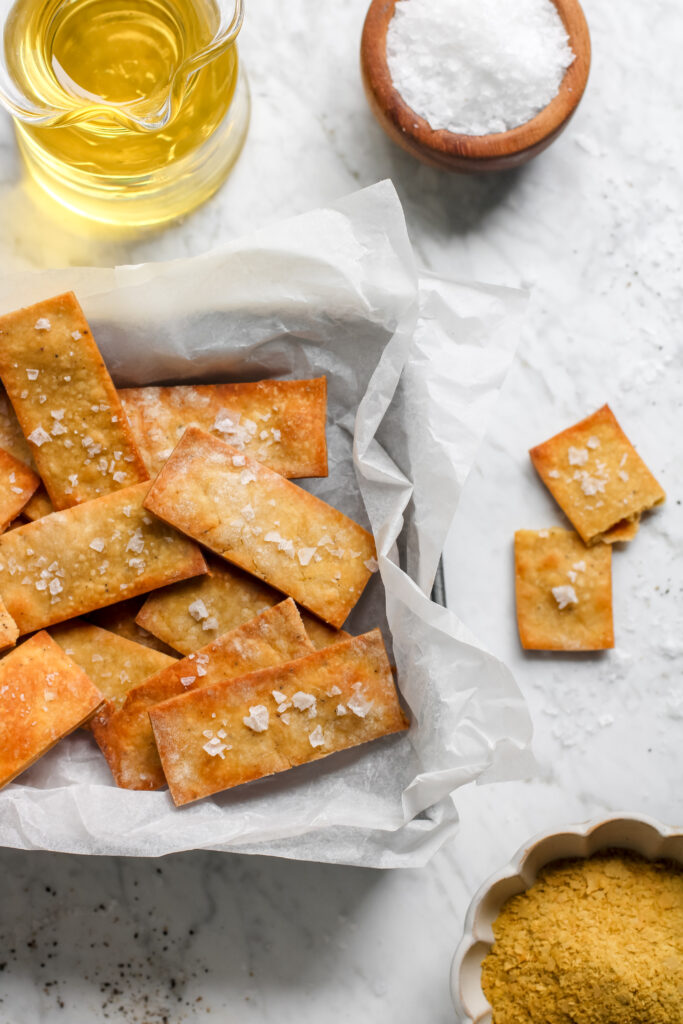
[360,0,591,173]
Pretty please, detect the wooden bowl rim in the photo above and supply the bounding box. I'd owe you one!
[361,0,592,165]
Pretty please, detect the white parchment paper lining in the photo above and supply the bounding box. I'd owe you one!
[0,181,532,867]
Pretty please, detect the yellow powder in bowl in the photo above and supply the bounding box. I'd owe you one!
[481,851,683,1024]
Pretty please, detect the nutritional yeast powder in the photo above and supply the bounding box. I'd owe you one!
[481,851,683,1024]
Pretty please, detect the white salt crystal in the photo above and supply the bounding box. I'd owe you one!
[552,584,578,610]
[386,0,574,136]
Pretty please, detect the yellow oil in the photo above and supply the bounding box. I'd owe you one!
[4,0,245,224]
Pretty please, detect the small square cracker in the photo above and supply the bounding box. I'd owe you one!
[91,599,314,790]
[0,631,103,789]
[515,528,613,650]
[149,629,408,806]
[529,405,665,544]
[143,427,376,629]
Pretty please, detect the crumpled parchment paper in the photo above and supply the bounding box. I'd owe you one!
[0,181,532,867]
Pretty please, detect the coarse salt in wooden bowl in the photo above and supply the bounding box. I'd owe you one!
[360,0,591,173]
[450,814,683,1024]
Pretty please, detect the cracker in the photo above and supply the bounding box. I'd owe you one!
[600,516,640,545]
[0,482,207,636]
[529,405,665,544]
[514,528,614,650]
[119,377,328,479]
[144,427,376,629]
[149,629,408,806]
[0,446,40,532]
[50,620,176,723]
[0,631,103,789]
[22,487,54,522]
[91,599,314,790]
[0,386,34,468]
[135,555,349,655]
[0,291,149,510]
[0,597,18,652]
[88,597,178,656]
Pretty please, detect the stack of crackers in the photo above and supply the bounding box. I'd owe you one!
[515,406,665,651]
[0,292,407,806]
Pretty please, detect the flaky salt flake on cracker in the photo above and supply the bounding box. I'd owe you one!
[0,631,103,789]
[149,629,408,806]
[143,427,376,629]
[0,446,40,532]
[529,405,665,545]
[515,528,614,651]
[91,599,314,791]
[0,292,148,510]
[0,483,207,636]
[119,377,328,479]
[50,619,176,726]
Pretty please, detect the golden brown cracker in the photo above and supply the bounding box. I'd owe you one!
[0,291,148,510]
[149,629,408,806]
[0,597,18,652]
[515,528,614,650]
[0,446,40,532]
[92,599,314,790]
[530,405,665,544]
[135,555,350,655]
[88,597,178,656]
[144,427,376,629]
[0,386,34,468]
[22,487,54,521]
[600,516,640,545]
[0,482,207,636]
[50,620,176,721]
[0,631,103,789]
[120,377,328,479]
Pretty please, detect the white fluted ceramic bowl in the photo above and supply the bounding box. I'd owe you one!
[450,814,683,1023]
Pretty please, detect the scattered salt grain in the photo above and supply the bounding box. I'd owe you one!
[552,584,578,610]
[27,426,51,447]
[34,318,51,331]
[243,705,269,732]
[309,725,324,748]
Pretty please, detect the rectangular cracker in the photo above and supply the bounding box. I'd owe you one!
[0,482,207,636]
[0,631,103,789]
[0,597,18,652]
[514,528,614,650]
[530,405,665,544]
[135,555,349,655]
[91,599,314,790]
[0,291,149,510]
[144,427,377,629]
[149,629,408,806]
[0,446,40,532]
[50,620,176,724]
[119,378,328,480]
[88,597,178,655]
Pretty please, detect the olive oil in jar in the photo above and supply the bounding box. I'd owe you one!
[3,0,248,225]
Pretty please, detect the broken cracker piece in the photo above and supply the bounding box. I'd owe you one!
[144,427,376,629]
[120,377,328,480]
[50,620,176,726]
[92,598,314,790]
[0,446,40,532]
[515,528,613,651]
[149,629,408,806]
[0,482,207,636]
[0,597,18,652]
[22,487,54,521]
[530,405,665,544]
[135,555,349,655]
[0,631,103,789]
[600,515,640,545]
[0,386,35,468]
[0,291,149,510]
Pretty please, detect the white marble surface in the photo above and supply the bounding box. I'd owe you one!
[0,0,681,1020]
